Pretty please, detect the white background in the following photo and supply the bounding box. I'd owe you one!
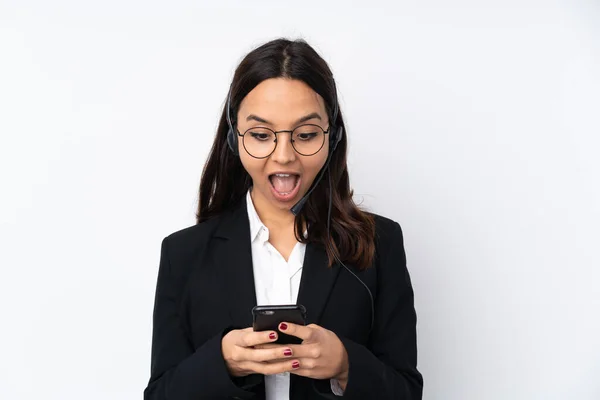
[1,1,599,399]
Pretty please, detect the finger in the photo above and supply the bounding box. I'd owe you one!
[284,343,321,359]
[237,329,278,347]
[288,358,319,378]
[239,359,301,375]
[253,343,282,350]
[231,343,295,363]
[244,346,296,363]
[278,322,317,341]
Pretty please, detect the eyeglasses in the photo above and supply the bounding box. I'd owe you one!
[237,124,329,159]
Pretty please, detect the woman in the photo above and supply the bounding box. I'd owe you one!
[144,38,423,400]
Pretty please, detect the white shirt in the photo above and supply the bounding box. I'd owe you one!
[246,190,344,398]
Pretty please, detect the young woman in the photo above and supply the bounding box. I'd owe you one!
[144,38,423,400]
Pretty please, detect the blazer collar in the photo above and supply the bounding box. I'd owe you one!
[213,195,341,328]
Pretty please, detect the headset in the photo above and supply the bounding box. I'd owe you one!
[224,82,375,334]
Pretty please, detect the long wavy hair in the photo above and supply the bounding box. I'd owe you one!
[196,38,375,269]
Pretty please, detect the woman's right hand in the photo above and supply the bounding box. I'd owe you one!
[221,327,297,377]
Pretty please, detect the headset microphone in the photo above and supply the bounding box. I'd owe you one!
[289,147,334,216]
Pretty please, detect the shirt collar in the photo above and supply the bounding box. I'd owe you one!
[246,189,267,243]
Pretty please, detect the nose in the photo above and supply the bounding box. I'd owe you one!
[270,132,296,164]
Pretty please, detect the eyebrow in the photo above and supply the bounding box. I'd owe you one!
[245,112,322,126]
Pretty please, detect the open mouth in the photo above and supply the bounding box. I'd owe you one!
[269,173,301,200]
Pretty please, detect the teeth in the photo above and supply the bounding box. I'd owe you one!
[275,173,291,177]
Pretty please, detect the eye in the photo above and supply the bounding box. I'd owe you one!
[247,128,274,141]
[250,132,270,141]
[294,125,323,141]
[297,132,318,141]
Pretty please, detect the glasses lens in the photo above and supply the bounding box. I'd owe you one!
[243,127,276,158]
[292,125,326,155]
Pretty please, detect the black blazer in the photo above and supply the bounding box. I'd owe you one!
[144,196,423,400]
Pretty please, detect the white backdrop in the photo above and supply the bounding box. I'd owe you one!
[1,1,599,399]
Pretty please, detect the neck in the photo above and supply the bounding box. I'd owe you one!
[250,188,296,230]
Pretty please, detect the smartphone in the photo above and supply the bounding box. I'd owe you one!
[252,304,307,344]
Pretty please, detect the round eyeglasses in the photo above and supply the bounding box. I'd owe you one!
[237,124,329,159]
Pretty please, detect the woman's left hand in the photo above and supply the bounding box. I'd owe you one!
[277,322,349,387]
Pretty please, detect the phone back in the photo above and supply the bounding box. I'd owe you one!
[252,305,307,344]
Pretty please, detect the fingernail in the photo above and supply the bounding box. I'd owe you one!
[284,349,292,357]
[279,323,288,331]
[269,332,277,340]
[292,361,300,369]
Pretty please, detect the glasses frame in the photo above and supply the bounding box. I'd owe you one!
[237,123,330,159]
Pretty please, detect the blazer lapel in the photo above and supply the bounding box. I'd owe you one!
[296,241,341,325]
[213,196,258,329]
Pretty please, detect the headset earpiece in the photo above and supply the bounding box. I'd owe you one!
[225,89,239,155]
[328,88,343,153]
[226,127,238,155]
[330,125,343,152]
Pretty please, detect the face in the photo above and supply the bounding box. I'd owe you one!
[236,78,330,214]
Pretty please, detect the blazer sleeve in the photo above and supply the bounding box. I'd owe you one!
[143,236,261,400]
[336,221,423,399]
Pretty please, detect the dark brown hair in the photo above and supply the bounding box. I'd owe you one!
[196,38,375,269]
